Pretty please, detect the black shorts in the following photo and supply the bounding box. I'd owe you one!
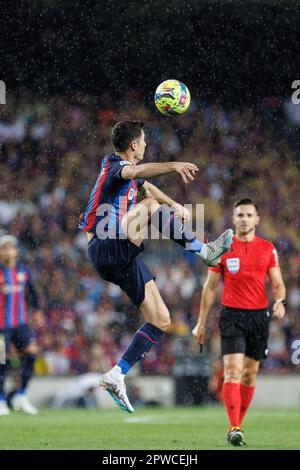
[0,324,34,355]
[87,237,155,308]
[220,306,271,361]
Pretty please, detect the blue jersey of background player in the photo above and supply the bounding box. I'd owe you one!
[0,235,43,416]
[79,120,233,413]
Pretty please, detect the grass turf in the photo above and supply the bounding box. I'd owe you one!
[0,406,299,450]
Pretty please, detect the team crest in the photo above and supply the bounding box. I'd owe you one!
[17,272,27,282]
[226,258,240,274]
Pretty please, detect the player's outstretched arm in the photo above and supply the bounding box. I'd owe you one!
[121,161,198,184]
[139,181,190,221]
[192,270,221,346]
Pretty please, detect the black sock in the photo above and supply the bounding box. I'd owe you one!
[0,363,9,400]
[152,205,204,253]
[20,354,36,393]
[117,323,164,375]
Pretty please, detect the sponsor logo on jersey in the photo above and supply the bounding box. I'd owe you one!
[2,285,23,294]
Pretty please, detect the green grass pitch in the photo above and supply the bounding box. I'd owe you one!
[1,406,299,450]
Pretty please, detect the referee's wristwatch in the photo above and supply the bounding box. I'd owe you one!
[275,298,286,307]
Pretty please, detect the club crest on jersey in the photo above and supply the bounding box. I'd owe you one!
[226,258,240,274]
[17,272,27,282]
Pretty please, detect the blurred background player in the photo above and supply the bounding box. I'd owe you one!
[0,235,43,416]
[193,199,286,446]
[79,120,233,412]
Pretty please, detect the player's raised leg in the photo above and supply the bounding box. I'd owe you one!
[121,197,160,247]
[100,280,170,413]
[152,204,233,267]
[122,198,233,266]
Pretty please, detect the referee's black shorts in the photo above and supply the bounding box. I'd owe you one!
[220,305,272,361]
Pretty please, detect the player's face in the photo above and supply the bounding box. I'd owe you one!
[0,243,19,267]
[233,204,260,236]
[132,130,146,161]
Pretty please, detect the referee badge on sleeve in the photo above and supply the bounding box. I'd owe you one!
[226,258,240,274]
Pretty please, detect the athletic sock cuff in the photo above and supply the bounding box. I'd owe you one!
[139,322,165,343]
[117,359,132,375]
[240,383,255,389]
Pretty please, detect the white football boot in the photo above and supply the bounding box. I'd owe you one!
[200,228,234,267]
[100,371,134,413]
[11,393,38,415]
[0,400,10,416]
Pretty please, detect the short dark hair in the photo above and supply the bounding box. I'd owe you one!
[234,198,258,212]
[111,121,145,152]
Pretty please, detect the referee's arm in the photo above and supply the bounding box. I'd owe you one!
[268,267,286,319]
[192,270,221,346]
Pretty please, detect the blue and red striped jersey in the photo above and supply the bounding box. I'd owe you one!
[79,153,145,236]
[0,265,39,329]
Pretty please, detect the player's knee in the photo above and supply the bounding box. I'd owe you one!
[224,365,242,382]
[242,369,257,387]
[142,197,160,214]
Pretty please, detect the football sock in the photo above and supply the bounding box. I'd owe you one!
[152,205,207,259]
[20,354,36,392]
[0,363,9,400]
[240,383,255,426]
[111,323,165,378]
[222,382,241,429]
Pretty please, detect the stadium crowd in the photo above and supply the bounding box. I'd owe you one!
[0,91,299,377]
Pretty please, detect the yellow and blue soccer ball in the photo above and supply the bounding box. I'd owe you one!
[154,79,191,116]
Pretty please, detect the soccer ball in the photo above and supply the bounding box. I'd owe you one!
[154,79,191,116]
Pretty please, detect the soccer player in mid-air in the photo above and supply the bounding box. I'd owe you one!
[0,235,42,416]
[79,120,233,413]
[193,199,286,446]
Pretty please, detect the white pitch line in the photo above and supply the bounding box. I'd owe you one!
[124,416,159,424]
[124,414,190,424]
